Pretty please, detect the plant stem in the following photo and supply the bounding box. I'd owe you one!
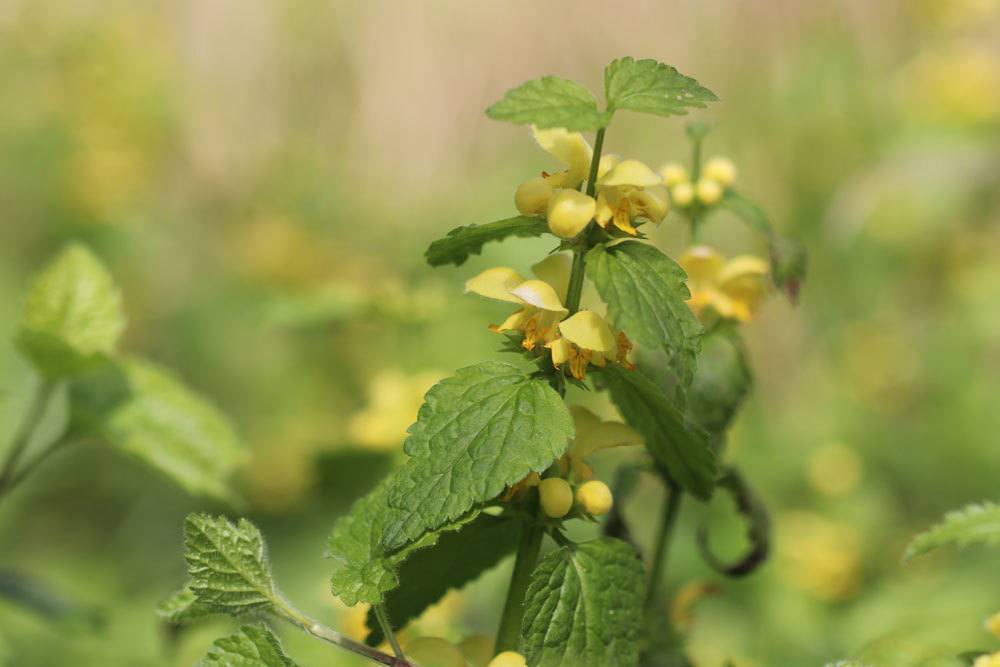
[689,134,705,242]
[276,597,412,667]
[585,128,606,198]
[373,603,406,660]
[645,480,683,613]
[0,380,56,499]
[564,127,607,316]
[494,518,544,655]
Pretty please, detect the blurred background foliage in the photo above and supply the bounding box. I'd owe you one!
[0,1,998,665]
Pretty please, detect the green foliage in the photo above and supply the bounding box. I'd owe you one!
[184,514,279,616]
[904,502,1000,561]
[365,513,520,645]
[16,244,125,378]
[382,361,573,548]
[486,76,608,131]
[599,365,716,499]
[586,241,703,389]
[198,625,299,667]
[156,585,215,625]
[521,538,645,667]
[687,327,752,437]
[604,57,717,119]
[70,357,245,502]
[425,216,550,267]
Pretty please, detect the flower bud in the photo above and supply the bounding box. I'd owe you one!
[670,182,694,207]
[659,162,689,187]
[575,480,613,515]
[488,652,527,667]
[546,189,596,239]
[539,477,574,518]
[695,178,723,205]
[514,177,553,216]
[703,157,736,187]
[405,637,467,667]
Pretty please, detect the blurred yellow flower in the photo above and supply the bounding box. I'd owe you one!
[348,370,443,451]
[563,406,642,481]
[974,652,1000,667]
[680,246,770,322]
[670,581,720,633]
[986,610,1000,639]
[777,511,862,602]
[807,442,863,497]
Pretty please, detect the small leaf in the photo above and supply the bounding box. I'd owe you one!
[184,514,279,615]
[199,625,299,667]
[586,242,703,389]
[425,216,550,267]
[904,502,1000,561]
[365,513,520,645]
[604,57,717,119]
[70,357,245,502]
[599,366,716,499]
[687,326,752,437]
[157,585,216,625]
[521,537,645,667]
[16,244,126,378]
[486,76,609,130]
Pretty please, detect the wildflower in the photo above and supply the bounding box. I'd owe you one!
[594,159,669,235]
[465,266,567,351]
[539,478,574,518]
[576,480,613,515]
[670,181,695,207]
[514,126,592,216]
[488,652,527,667]
[348,370,442,451]
[459,635,495,667]
[565,406,643,481]
[547,189,597,239]
[679,245,770,322]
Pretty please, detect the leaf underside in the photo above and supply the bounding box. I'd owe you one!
[425,216,550,267]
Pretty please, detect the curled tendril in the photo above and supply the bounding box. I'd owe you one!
[697,467,771,577]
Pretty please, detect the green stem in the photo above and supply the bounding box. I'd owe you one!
[275,597,412,667]
[645,480,683,613]
[689,135,705,242]
[374,604,406,660]
[564,127,607,316]
[494,518,544,655]
[585,127,606,198]
[0,381,56,499]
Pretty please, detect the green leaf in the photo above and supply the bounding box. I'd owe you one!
[521,537,645,667]
[70,357,245,502]
[904,502,1000,561]
[328,361,573,605]
[586,242,703,389]
[365,513,520,645]
[599,365,715,499]
[382,361,573,549]
[604,57,717,119]
[687,327,752,437]
[199,625,299,667]
[425,216,550,267]
[184,514,279,616]
[157,585,216,625]
[16,244,126,378]
[486,76,609,130]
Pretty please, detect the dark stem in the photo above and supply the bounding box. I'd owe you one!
[494,518,545,655]
[0,381,56,499]
[645,480,683,613]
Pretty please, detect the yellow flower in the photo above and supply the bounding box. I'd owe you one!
[576,480,613,515]
[514,126,593,216]
[777,511,862,602]
[974,652,1000,667]
[550,310,617,380]
[539,477,574,518]
[679,245,770,322]
[670,182,695,208]
[985,611,1000,639]
[547,189,597,239]
[702,156,737,187]
[659,162,689,187]
[466,266,567,350]
[348,370,443,451]
[695,178,723,205]
[488,652,527,667]
[560,406,642,480]
[595,159,669,236]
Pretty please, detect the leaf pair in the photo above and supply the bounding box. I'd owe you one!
[487,57,717,131]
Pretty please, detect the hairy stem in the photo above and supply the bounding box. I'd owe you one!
[276,597,412,667]
[494,518,544,655]
[0,381,56,500]
[374,603,406,660]
[646,480,683,613]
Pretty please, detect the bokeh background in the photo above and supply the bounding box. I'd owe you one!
[1,1,998,665]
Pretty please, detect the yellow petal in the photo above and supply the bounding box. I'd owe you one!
[490,307,533,332]
[695,178,723,205]
[532,126,592,185]
[465,267,526,303]
[531,253,572,302]
[659,162,689,187]
[594,191,613,227]
[559,310,616,353]
[633,186,669,224]
[509,279,567,314]
[546,189,596,239]
[718,255,770,321]
[569,406,643,461]
[679,246,725,289]
[597,154,621,180]
[600,159,662,188]
[703,156,736,187]
[670,182,694,207]
[514,176,553,215]
[547,337,573,366]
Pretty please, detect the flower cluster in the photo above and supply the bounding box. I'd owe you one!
[465,254,633,380]
[660,155,736,209]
